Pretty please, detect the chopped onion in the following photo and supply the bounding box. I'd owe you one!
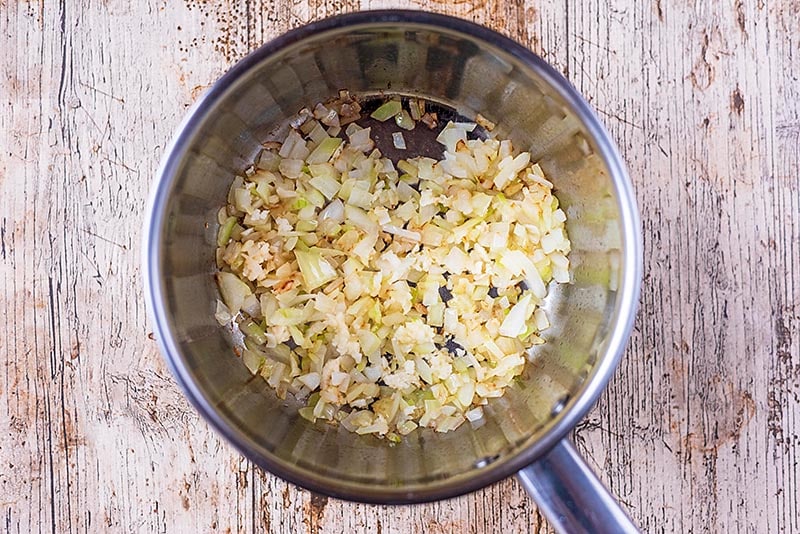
[319,198,345,223]
[307,121,328,145]
[345,204,378,234]
[279,158,304,179]
[493,152,531,190]
[215,97,571,440]
[395,109,415,130]
[233,187,252,214]
[382,224,421,242]
[499,293,533,337]
[392,131,407,150]
[347,188,373,210]
[242,350,264,374]
[239,318,268,345]
[257,150,281,171]
[294,249,337,290]
[241,293,261,317]
[436,123,468,152]
[214,300,232,325]
[465,406,484,422]
[370,100,402,121]
[279,130,304,158]
[348,126,374,152]
[216,272,251,314]
[409,98,423,120]
[421,112,438,129]
[306,137,343,165]
[475,113,496,131]
[298,372,321,390]
[308,165,341,200]
[217,217,237,246]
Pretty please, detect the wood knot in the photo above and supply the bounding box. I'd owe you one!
[731,87,745,116]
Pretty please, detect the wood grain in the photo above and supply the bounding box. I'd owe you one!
[1,0,798,532]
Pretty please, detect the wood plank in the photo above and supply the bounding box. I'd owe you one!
[1,0,797,532]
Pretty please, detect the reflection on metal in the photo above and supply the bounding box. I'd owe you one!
[144,10,641,521]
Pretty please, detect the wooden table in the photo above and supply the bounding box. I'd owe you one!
[2,1,798,532]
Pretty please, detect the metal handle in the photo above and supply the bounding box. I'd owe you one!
[516,439,639,534]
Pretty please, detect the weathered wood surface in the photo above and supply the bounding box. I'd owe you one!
[2,0,798,532]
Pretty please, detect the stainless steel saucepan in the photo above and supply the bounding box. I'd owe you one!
[143,11,642,533]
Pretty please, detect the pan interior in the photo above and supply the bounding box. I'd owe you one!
[153,18,631,501]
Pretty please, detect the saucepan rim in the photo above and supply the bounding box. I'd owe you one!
[142,9,642,503]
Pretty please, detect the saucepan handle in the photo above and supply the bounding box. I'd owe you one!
[515,439,639,534]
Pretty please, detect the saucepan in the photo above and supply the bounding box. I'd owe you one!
[143,11,642,533]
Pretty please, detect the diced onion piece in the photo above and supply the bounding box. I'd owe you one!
[421,112,438,129]
[409,99,423,120]
[465,406,484,422]
[217,217,237,246]
[233,187,252,213]
[541,228,566,254]
[298,372,321,390]
[499,250,546,298]
[436,122,468,152]
[443,247,469,274]
[241,294,261,317]
[319,198,345,223]
[279,130,304,158]
[279,158,305,179]
[493,152,531,190]
[345,204,378,234]
[294,249,338,290]
[457,381,475,406]
[308,164,341,200]
[533,308,550,331]
[216,272,252,314]
[382,224,421,242]
[348,127,374,152]
[395,109,415,130]
[239,318,268,345]
[475,113,496,131]
[392,131,407,150]
[270,307,309,326]
[242,350,264,374]
[370,100,402,121]
[358,330,382,360]
[215,300,232,325]
[307,121,328,144]
[347,188,373,210]
[427,302,445,327]
[499,293,533,337]
[257,150,281,171]
[306,137,343,164]
[452,121,477,132]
